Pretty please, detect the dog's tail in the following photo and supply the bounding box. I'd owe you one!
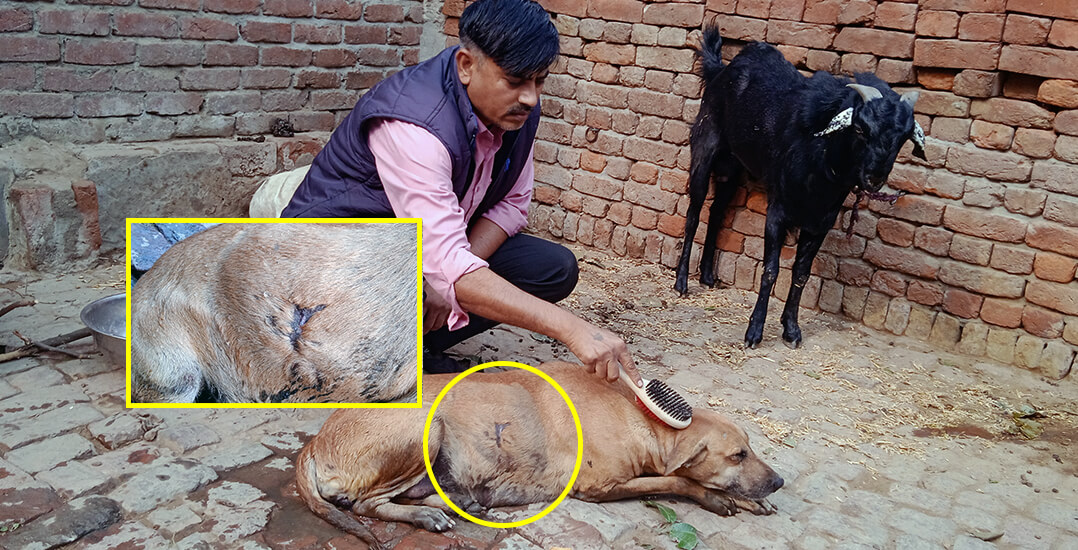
[697,25,725,82]
[295,446,383,549]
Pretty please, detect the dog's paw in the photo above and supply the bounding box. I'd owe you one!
[735,497,777,515]
[702,494,737,516]
[413,507,455,532]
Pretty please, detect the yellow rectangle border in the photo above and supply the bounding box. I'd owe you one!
[125,217,424,409]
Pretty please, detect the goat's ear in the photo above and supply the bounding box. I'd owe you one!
[911,121,927,160]
[900,91,920,109]
[813,107,853,137]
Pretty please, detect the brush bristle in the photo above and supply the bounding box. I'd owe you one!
[644,379,693,422]
[636,396,662,423]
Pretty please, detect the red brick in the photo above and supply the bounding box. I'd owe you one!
[205,44,258,66]
[364,4,403,22]
[204,0,260,14]
[145,91,203,114]
[719,15,768,42]
[876,2,916,30]
[915,39,1001,70]
[241,21,291,43]
[736,0,771,18]
[732,209,766,236]
[75,93,142,117]
[0,92,73,117]
[39,10,110,35]
[990,244,1035,274]
[313,48,357,68]
[980,297,1023,327]
[181,17,239,41]
[945,144,1033,182]
[38,66,108,91]
[1038,79,1078,109]
[767,20,836,49]
[1044,193,1078,228]
[836,258,872,286]
[296,23,342,44]
[872,194,946,225]
[1012,128,1056,158]
[0,36,60,62]
[389,26,422,47]
[139,43,202,66]
[771,0,805,20]
[776,44,809,66]
[1048,20,1078,49]
[942,204,1027,243]
[141,0,200,8]
[943,288,983,318]
[949,233,993,265]
[1026,279,1078,316]
[582,43,636,65]
[916,10,959,38]
[115,12,179,37]
[745,191,768,214]
[958,13,1004,41]
[263,46,312,67]
[657,213,685,237]
[533,185,560,205]
[877,58,915,83]
[870,270,908,297]
[1000,45,1078,81]
[952,69,1001,98]
[908,279,945,305]
[864,241,942,278]
[357,46,401,67]
[1034,252,1077,283]
[970,97,1053,129]
[631,206,659,230]
[588,0,644,23]
[541,0,588,17]
[1003,14,1051,45]
[918,68,956,90]
[643,3,703,26]
[969,120,1014,150]
[938,260,1026,298]
[345,25,386,44]
[1022,305,1064,338]
[706,0,737,14]
[180,68,241,90]
[574,172,624,199]
[876,218,916,246]
[64,40,134,65]
[265,0,313,17]
[316,0,365,20]
[806,49,840,72]
[834,27,914,58]
[840,53,877,74]
[1057,110,1078,136]
[927,117,969,144]
[1007,0,1078,20]
[0,8,31,32]
[916,90,970,116]
[922,0,1004,10]
[717,230,745,253]
[0,64,34,91]
[839,0,876,25]
[1002,188,1046,219]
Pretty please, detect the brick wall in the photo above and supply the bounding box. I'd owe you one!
[444,0,1078,378]
[0,0,423,143]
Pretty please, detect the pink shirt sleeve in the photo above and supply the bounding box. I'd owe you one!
[367,118,487,331]
[480,146,534,236]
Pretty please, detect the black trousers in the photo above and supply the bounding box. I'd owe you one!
[423,233,579,353]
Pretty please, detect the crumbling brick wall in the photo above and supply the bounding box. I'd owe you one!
[442,0,1078,378]
[0,0,422,143]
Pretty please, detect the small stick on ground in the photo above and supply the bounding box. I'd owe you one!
[0,300,35,319]
[0,328,93,364]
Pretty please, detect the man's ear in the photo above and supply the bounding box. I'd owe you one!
[664,438,708,476]
[456,47,476,86]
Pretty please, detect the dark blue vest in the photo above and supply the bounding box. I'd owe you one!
[281,46,541,225]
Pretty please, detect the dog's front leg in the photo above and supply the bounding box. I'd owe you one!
[359,501,456,532]
[580,476,737,516]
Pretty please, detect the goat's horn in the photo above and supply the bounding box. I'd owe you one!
[847,83,883,103]
[901,91,920,108]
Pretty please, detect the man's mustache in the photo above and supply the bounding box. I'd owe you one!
[508,105,532,117]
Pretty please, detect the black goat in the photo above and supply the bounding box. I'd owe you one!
[675,26,926,349]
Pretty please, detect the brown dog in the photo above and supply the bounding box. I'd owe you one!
[131,222,418,403]
[296,362,783,547]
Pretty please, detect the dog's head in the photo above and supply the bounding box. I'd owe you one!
[663,410,784,501]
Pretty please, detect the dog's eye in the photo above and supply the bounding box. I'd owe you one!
[730,449,747,464]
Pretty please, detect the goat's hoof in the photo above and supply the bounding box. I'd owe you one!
[700,274,715,288]
[674,281,688,296]
[744,338,761,349]
[783,337,801,350]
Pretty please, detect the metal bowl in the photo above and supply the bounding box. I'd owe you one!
[80,293,126,367]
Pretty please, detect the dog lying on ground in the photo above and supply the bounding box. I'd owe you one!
[131,222,418,403]
[675,26,925,349]
[296,362,784,547]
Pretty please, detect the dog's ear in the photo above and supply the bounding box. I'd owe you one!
[664,438,708,476]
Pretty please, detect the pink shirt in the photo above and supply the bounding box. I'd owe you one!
[368,117,534,331]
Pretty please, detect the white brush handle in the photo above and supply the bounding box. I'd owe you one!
[619,368,649,399]
[619,368,691,429]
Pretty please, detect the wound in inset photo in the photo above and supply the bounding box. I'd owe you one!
[127,220,420,406]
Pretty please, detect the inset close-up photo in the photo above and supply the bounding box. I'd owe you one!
[128,220,420,406]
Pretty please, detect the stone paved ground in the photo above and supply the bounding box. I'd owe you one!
[0,244,1075,550]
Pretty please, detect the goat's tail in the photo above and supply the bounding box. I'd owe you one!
[697,25,725,81]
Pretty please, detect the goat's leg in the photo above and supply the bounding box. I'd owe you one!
[780,228,827,349]
[699,162,741,288]
[675,121,722,295]
[745,209,786,348]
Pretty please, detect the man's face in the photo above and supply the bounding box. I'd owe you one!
[456,47,547,131]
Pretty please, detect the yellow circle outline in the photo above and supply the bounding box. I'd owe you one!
[421,361,584,528]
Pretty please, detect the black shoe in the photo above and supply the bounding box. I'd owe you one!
[423,350,470,374]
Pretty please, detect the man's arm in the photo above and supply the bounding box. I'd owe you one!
[455,267,642,385]
[468,217,509,260]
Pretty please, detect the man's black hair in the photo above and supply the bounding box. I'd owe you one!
[458,0,560,78]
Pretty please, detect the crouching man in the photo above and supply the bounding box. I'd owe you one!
[280,0,642,386]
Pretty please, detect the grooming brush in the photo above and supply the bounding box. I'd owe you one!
[619,369,693,429]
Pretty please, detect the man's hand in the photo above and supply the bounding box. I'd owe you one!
[423,281,452,334]
[561,319,643,386]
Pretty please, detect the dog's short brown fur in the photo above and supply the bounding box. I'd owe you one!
[131,223,418,403]
[296,362,783,547]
